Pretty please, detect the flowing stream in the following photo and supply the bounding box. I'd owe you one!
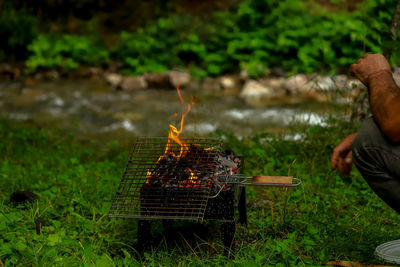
[0,79,351,145]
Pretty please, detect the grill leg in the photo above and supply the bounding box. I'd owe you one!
[220,221,235,253]
[137,220,152,250]
[238,187,247,226]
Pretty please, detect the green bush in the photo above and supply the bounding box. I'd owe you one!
[114,13,238,77]
[4,0,399,76]
[114,15,197,75]
[25,34,109,73]
[364,0,400,65]
[114,0,400,77]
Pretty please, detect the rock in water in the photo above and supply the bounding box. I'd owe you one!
[283,74,311,95]
[240,80,278,106]
[220,76,236,89]
[105,73,123,87]
[202,78,221,91]
[120,76,147,91]
[144,73,171,88]
[169,71,190,88]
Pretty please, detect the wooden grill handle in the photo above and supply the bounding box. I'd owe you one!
[252,176,293,185]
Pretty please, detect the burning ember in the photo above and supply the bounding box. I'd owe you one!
[145,87,241,189]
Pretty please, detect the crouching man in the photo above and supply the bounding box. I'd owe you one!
[331,53,400,214]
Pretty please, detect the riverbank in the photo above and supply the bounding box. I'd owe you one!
[1,62,363,105]
[0,63,362,145]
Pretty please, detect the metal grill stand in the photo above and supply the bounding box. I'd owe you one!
[137,186,245,250]
[109,137,300,251]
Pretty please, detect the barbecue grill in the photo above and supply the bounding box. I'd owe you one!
[109,137,301,250]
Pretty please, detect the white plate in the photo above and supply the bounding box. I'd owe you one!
[375,239,400,264]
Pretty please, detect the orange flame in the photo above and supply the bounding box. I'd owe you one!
[146,87,193,182]
[163,87,191,158]
[177,86,185,104]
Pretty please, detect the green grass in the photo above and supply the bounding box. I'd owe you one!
[0,119,399,266]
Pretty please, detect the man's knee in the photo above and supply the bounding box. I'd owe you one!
[352,117,386,153]
[352,117,387,176]
[352,116,400,180]
[351,117,400,213]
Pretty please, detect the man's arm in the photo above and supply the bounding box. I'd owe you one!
[350,54,400,142]
[368,71,400,142]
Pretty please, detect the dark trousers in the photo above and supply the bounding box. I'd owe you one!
[352,117,400,214]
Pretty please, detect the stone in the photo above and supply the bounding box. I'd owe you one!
[168,71,190,88]
[202,78,221,91]
[240,80,275,98]
[283,74,311,95]
[43,70,59,80]
[120,76,147,91]
[311,75,361,102]
[331,74,348,89]
[0,63,21,80]
[144,73,171,88]
[311,75,335,91]
[260,77,285,89]
[347,79,362,94]
[240,80,282,106]
[239,69,249,81]
[220,75,241,95]
[220,76,236,89]
[105,73,123,87]
[81,67,103,79]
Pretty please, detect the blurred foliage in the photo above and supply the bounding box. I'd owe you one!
[1,0,400,76]
[25,34,109,73]
[114,0,400,77]
[0,2,38,60]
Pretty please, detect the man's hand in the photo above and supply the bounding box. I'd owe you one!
[331,133,357,175]
[350,54,391,86]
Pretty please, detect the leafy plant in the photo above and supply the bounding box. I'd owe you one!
[113,0,400,77]
[3,0,400,76]
[25,34,109,73]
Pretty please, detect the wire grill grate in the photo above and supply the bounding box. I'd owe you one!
[109,137,222,221]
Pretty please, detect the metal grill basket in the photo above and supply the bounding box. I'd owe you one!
[109,137,222,221]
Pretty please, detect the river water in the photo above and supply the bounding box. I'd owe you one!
[0,79,351,145]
